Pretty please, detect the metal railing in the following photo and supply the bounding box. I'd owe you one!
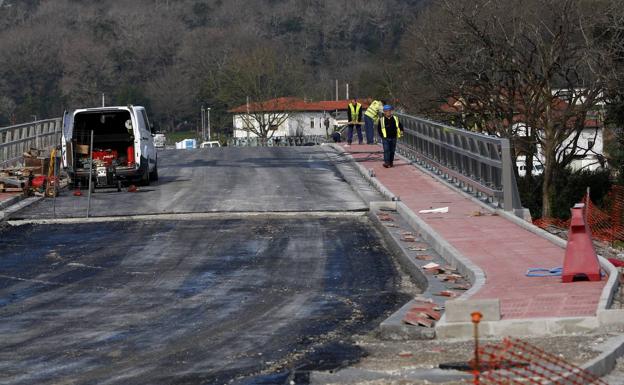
[0,118,63,168]
[227,135,327,147]
[396,113,523,213]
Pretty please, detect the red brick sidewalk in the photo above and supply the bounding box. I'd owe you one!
[344,144,606,320]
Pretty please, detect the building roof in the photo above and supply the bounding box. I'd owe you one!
[440,96,603,129]
[229,97,370,113]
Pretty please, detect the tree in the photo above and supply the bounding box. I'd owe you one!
[401,0,622,217]
[145,66,195,132]
[60,36,116,108]
[0,95,16,125]
[219,45,304,139]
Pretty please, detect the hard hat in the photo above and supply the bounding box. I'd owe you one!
[383,105,393,111]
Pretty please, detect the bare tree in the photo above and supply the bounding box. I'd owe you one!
[402,0,621,217]
[60,36,115,108]
[145,66,195,132]
[219,45,304,139]
[0,95,16,125]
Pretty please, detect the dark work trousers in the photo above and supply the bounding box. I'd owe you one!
[347,124,363,144]
[364,115,375,144]
[382,137,397,165]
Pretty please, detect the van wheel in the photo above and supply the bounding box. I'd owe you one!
[149,163,159,182]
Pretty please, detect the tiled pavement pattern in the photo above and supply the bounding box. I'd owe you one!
[344,144,606,319]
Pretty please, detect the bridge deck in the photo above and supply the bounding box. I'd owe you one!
[345,144,606,320]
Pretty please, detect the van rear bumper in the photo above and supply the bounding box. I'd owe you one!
[71,166,140,179]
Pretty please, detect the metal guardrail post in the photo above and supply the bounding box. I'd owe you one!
[500,139,514,211]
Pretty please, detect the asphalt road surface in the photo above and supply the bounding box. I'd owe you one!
[0,147,407,385]
[14,147,368,219]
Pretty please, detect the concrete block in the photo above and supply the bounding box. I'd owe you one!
[598,309,624,326]
[370,201,397,211]
[434,320,475,339]
[445,299,500,323]
[436,316,600,339]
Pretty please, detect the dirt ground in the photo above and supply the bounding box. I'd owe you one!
[316,328,624,384]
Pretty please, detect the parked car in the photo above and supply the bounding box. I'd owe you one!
[61,105,158,188]
[153,133,166,148]
[200,141,221,148]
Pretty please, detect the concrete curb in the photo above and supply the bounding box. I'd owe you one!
[325,144,491,339]
[0,194,23,211]
[6,210,368,226]
[326,144,484,294]
[583,334,624,379]
[0,196,42,222]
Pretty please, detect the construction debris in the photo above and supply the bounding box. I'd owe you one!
[402,300,443,328]
[434,290,458,298]
[419,206,449,214]
[1,147,67,196]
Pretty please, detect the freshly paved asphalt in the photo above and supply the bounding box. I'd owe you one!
[0,147,407,385]
[13,147,368,218]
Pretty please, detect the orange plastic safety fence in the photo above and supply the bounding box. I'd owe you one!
[476,337,608,384]
[534,185,624,245]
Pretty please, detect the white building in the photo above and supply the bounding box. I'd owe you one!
[513,117,605,177]
[229,97,365,138]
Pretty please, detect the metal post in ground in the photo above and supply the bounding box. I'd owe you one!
[86,130,94,218]
[471,311,483,385]
[52,142,59,218]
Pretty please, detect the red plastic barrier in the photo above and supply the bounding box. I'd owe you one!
[562,203,602,283]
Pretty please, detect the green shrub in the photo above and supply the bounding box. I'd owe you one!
[517,168,612,219]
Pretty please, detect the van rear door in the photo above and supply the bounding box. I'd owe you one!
[61,110,74,170]
[133,107,155,170]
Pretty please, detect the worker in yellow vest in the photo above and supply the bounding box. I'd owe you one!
[377,105,403,168]
[364,99,385,144]
[346,98,363,146]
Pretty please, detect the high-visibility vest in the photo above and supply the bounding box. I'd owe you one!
[365,100,382,121]
[380,115,402,138]
[348,102,362,122]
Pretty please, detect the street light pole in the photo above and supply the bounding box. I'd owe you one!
[200,105,205,141]
[207,107,211,141]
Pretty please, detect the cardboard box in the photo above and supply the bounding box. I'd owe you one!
[75,144,90,155]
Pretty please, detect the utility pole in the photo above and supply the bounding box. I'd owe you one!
[207,107,211,141]
[346,83,349,100]
[102,93,105,107]
[335,79,338,101]
[246,96,250,144]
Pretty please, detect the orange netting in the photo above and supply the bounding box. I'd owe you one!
[534,185,624,244]
[475,337,607,384]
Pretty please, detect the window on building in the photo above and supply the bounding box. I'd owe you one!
[588,140,594,150]
[310,118,315,128]
[269,125,278,131]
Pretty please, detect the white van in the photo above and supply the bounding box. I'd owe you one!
[61,106,157,187]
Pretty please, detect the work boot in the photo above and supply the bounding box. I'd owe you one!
[383,163,390,168]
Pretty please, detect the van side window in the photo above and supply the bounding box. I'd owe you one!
[141,110,152,133]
